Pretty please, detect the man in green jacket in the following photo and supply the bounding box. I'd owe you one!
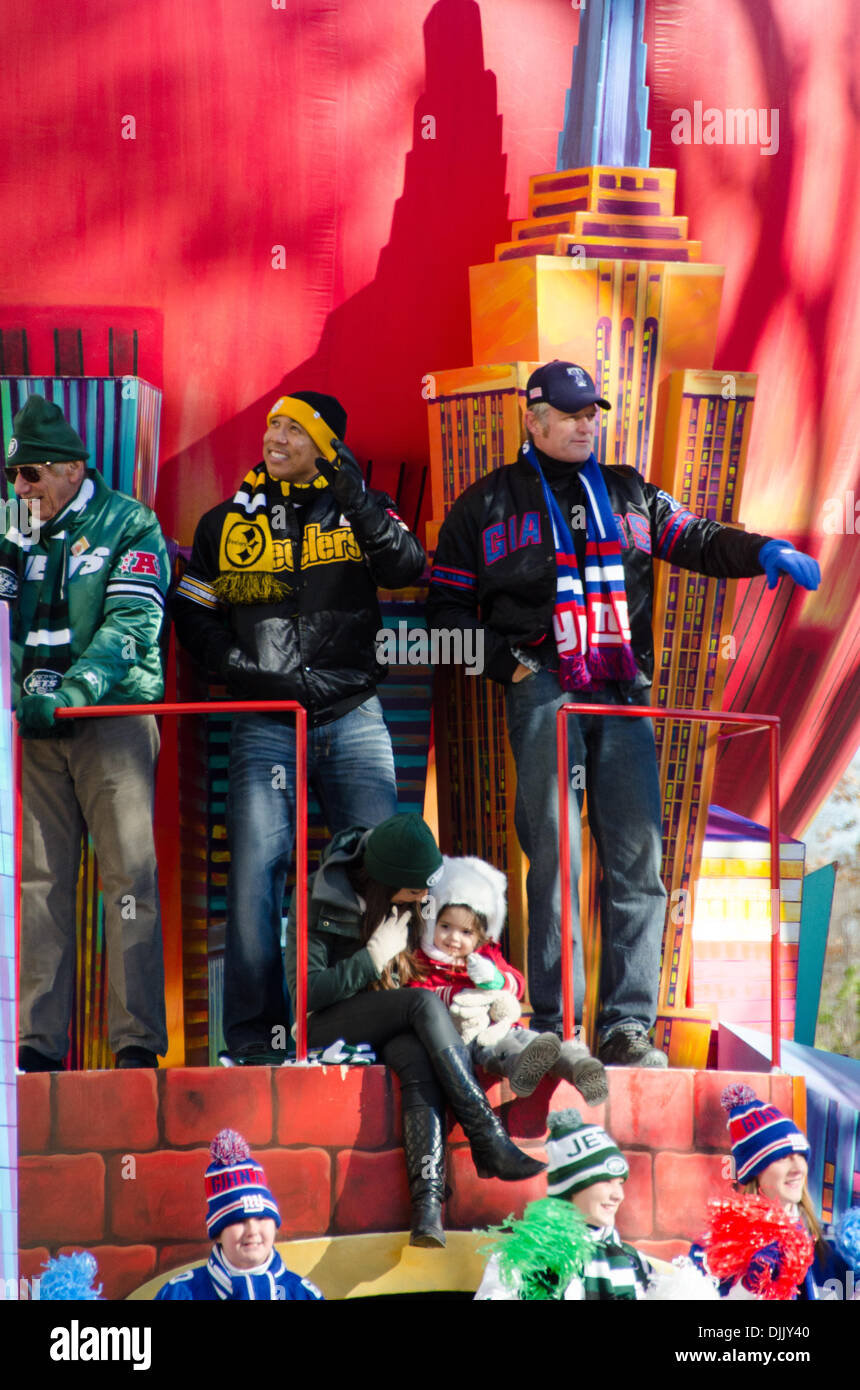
[1,394,169,1071]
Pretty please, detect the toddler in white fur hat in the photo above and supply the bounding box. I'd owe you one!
[408,856,607,1103]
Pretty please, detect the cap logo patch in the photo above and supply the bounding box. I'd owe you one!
[528,387,543,400]
[427,865,443,886]
[567,367,589,387]
[6,438,17,458]
[606,1155,628,1176]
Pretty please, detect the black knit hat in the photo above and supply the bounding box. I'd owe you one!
[266,391,347,442]
[363,814,444,889]
[7,394,89,464]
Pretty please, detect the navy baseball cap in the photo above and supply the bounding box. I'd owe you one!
[526,361,611,413]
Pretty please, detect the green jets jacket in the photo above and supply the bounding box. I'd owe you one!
[1,471,169,706]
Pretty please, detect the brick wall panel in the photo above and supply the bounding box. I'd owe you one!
[332,1148,410,1233]
[17,1074,51,1154]
[164,1068,273,1147]
[608,1068,694,1150]
[615,1150,653,1240]
[446,1143,547,1229]
[19,1153,105,1246]
[655,1151,732,1241]
[276,1066,390,1149]
[258,1148,331,1238]
[109,1149,209,1243]
[157,1241,212,1274]
[55,1071,158,1153]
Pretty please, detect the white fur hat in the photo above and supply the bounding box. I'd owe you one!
[422,855,508,954]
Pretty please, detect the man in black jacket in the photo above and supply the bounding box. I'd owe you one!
[426,361,820,1066]
[174,391,425,1062]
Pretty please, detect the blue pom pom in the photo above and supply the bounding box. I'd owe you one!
[834,1208,860,1272]
[39,1251,102,1301]
[210,1128,251,1166]
[720,1083,758,1113]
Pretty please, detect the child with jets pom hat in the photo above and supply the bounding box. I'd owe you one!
[475,1109,652,1299]
[156,1130,324,1301]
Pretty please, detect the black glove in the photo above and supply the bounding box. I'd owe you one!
[220,646,259,683]
[313,439,367,513]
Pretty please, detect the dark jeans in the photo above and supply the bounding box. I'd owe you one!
[308,989,463,1112]
[223,699,398,1050]
[505,669,667,1036]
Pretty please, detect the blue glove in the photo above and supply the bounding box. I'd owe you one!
[758,540,820,591]
[742,1240,782,1293]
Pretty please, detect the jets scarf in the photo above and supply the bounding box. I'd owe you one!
[523,442,637,691]
[215,465,330,606]
[0,478,97,698]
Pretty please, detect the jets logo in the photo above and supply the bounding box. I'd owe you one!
[224,521,266,568]
[23,669,62,695]
[6,437,17,458]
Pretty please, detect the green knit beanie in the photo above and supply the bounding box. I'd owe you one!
[6,394,89,464]
[546,1108,628,1198]
[363,814,444,889]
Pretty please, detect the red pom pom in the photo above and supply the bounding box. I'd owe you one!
[720,1083,757,1113]
[209,1128,251,1167]
[702,1193,814,1301]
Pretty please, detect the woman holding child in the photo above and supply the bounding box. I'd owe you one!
[285,813,545,1251]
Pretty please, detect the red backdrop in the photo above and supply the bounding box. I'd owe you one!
[2,0,858,833]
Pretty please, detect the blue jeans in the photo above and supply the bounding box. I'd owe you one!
[504,668,666,1037]
[223,697,398,1050]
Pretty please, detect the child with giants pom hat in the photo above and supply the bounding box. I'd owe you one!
[690,1084,852,1300]
[475,1109,652,1299]
[156,1130,324,1301]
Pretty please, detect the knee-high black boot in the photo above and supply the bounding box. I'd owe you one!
[430,1044,546,1182]
[402,1106,446,1249]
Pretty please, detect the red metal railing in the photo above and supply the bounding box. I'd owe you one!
[556,703,782,1069]
[18,700,311,1061]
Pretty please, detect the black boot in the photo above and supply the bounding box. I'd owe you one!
[431,1044,546,1183]
[402,1107,446,1249]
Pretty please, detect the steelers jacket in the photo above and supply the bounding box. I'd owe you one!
[426,447,774,691]
[173,469,425,722]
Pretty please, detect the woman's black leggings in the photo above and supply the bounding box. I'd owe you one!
[307,989,462,1112]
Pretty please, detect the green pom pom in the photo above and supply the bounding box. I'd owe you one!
[482,1198,593,1301]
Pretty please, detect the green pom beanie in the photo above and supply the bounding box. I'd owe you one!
[546,1108,629,1198]
[363,814,443,890]
[7,394,89,464]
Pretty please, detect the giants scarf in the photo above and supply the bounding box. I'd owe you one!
[523,442,637,691]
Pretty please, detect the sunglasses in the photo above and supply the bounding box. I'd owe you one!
[4,461,63,484]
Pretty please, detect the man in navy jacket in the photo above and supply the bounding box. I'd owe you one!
[426,361,819,1066]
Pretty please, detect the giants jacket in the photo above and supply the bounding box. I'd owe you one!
[173,469,425,723]
[426,446,774,692]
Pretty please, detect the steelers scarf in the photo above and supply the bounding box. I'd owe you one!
[215,465,330,606]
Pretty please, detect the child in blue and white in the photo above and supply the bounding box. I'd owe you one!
[156,1129,324,1301]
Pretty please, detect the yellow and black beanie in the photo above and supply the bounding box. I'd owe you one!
[266,391,347,464]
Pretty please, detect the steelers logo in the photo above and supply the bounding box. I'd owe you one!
[224,521,266,568]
